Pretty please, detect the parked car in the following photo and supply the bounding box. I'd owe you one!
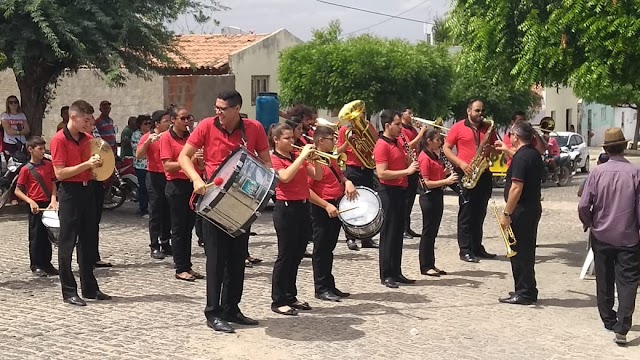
[551,131,590,173]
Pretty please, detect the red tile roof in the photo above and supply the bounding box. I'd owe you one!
[170,34,268,69]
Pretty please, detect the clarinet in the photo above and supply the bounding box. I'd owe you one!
[440,148,469,204]
[399,133,428,192]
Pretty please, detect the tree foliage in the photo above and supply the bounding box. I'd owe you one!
[0,0,226,135]
[278,21,454,119]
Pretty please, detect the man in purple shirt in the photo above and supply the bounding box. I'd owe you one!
[578,128,640,345]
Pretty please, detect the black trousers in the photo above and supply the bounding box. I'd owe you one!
[456,170,493,256]
[509,202,542,300]
[271,200,311,307]
[146,171,171,250]
[419,189,444,271]
[203,220,249,319]
[57,182,99,299]
[343,166,375,242]
[28,201,53,270]
[165,179,196,274]
[311,199,342,294]
[195,215,203,242]
[591,235,640,335]
[404,173,419,232]
[93,181,105,263]
[378,185,407,281]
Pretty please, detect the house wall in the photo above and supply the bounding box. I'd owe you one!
[542,86,579,133]
[579,103,615,146]
[163,75,235,123]
[615,106,638,144]
[229,29,303,120]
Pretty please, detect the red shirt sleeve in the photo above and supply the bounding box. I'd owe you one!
[50,135,67,167]
[16,166,30,188]
[418,152,429,179]
[187,120,207,149]
[503,131,512,149]
[445,123,460,147]
[373,140,388,165]
[46,161,56,182]
[254,125,269,152]
[159,134,172,161]
[337,126,347,146]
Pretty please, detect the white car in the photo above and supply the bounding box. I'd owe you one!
[550,131,590,172]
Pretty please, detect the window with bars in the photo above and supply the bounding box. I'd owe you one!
[251,75,270,105]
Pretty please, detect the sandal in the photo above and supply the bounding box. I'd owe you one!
[433,267,447,275]
[271,305,298,316]
[422,268,441,277]
[175,272,196,282]
[188,270,205,279]
[247,256,263,264]
[291,301,312,311]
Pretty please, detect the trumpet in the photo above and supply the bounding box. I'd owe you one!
[491,200,517,258]
[292,144,347,169]
[412,116,450,133]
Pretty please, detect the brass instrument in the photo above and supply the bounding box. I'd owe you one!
[338,100,377,169]
[461,119,495,189]
[87,138,116,181]
[535,118,555,133]
[411,116,450,133]
[292,144,347,169]
[491,201,517,258]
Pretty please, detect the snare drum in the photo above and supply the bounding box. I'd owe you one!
[41,210,60,246]
[195,148,278,237]
[338,186,383,240]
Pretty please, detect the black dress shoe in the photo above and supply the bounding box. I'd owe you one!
[346,239,359,251]
[407,229,421,237]
[333,288,351,298]
[223,312,259,326]
[361,239,378,248]
[162,245,173,257]
[498,294,533,305]
[394,274,416,284]
[43,265,59,276]
[477,250,497,259]
[315,291,341,302]
[63,296,87,306]
[31,268,48,277]
[403,232,413,240]
[83,290,112,300]
[207,317,235,333]
[460,254,480,263]
[382,278,399,288]
[508,291,537,302]
[150,249,165,260]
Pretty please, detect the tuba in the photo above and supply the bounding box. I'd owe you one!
[338,100,377,169]
[538,117,555,133]
[461,119,495,189]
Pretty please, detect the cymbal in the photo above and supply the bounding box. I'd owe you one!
[88,138,115,181]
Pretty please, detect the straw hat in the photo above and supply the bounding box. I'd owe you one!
[600,127,629,147]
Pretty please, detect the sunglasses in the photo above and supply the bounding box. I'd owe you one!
[8,100,18,104]
[143,121,151,125]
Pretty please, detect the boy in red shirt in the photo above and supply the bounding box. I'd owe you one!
[14,136,59,277]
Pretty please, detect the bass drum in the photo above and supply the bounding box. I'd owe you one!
[338,186,383,240]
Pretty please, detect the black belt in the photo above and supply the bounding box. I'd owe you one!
[276,199,308,206]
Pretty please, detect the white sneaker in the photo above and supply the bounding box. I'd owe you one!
[142,214,150,219]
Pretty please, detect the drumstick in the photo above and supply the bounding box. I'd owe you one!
[338,206,359,214]
[37,208,57,212]
[201,177,225,191]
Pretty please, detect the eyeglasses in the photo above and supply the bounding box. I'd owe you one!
[215,105,235,112]
[8,100,18,105]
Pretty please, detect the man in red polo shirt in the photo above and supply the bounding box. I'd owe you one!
[443,99,497,263]
[499,111,547,166]
[374,110,419,289]
[179,90,270,334]
[50,100,110,306]
[399,106,427,239]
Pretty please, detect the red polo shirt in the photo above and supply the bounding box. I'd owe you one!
[16,160,56,202]
[50,127,93,183]
[139,131,165,173]
[187,116,269,180]
[418,150,445,185]
[445,119,496,164]
[337,123,377,168]
[400,123,419,147]
[503,125,539,167]
[309,159,344,200]
[159,128,189,181]
[374,135,408,188]
[271,152,310,201]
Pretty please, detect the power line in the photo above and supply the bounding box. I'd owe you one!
[342,0,431,37]
[315,0,428,24]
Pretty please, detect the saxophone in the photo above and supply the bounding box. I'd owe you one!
[461,119,495,189]
[338,100,377,169]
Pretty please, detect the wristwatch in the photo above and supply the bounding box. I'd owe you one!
[503,211,511,217]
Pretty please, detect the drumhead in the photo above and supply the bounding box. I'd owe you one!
[338,186,381,226]
[196,149,246,212]
[41,210,60,229]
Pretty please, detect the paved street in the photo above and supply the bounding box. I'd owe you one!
[0,149,638,359]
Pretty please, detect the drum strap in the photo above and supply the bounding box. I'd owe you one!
[327,163,344,190]
[26,162,52,200]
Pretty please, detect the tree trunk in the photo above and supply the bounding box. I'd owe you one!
[633,106,640,150]
[13,64,63,136]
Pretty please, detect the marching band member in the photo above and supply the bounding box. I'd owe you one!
[374,110,419,288]
[495,122,543,305]
[137,110,172,259]
[50,100,110,306]
[308,125,357,301]
[400,106,427,239]
[159,106,203,282]
[269,122,322,315]
[499,111,547,165]
[417,130,458,276]
[443,99,497,263]
[180,90,271,333]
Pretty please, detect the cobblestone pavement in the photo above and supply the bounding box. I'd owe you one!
[0,150,638,359]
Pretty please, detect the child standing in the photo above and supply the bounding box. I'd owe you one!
[14,136,59,277]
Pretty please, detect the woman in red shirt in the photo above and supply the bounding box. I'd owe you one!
[269,123,322,316]
[417,130,458,276]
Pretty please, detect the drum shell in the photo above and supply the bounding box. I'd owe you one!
[338,186,384,240]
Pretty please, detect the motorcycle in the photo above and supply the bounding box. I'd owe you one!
[0,142,29,208]
[103,157,138,210]
[541,150,575,187]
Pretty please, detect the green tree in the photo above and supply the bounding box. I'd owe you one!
[449,0,640,148]
[278,21,454,119]
[433,16,455,45]
[0,0,226,135]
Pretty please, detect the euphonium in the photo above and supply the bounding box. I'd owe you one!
[461,119,495,189]
[491,201,517,258]
[338,100,376,169]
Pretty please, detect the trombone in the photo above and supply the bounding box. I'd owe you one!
[292,144,347,169]
[491,201,517,258]
[412,116,450,133]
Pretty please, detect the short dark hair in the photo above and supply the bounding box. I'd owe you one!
[380,109,400,128]
[604,143,625,155]
[217,90,243,108]
[511,110,526,121]
[151,110,169,124]
[400,105,412,112]
[467,98,483,109]
[135,114,151,128]
[288,104,314,120]
[69,100,94,115]
[419,129,442,153]
[268,122,293,149]
[26,136,46,149]
[285,116,303,128]
[512,122,534,143]
[312,125,334,142]
[60,106,69,116]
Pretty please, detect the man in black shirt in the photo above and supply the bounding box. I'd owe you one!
[495,122,543,305]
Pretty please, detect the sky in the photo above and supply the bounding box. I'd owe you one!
[173,0,452,42]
